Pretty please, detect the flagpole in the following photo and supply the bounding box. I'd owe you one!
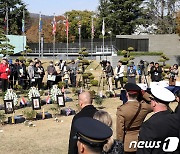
[22,9,25,56]
[53,33,55,62]
[6,5,8,56]
[102,18,105,59]
[91,16,94,60]
[53,13,56,62]
[6,5,8,35]
[39,12,41,58]
[66,16,69,60]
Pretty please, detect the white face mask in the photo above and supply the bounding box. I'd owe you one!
[50,63,53,66]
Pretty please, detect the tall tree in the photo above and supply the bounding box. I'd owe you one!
[142,0,180,34]
[0,27,15,56]
[0,0,29,35]
[97,0,144,35]
[65,10,96,40]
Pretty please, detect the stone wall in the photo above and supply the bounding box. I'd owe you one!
[116,34,180,56]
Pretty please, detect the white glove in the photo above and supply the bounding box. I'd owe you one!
[6,68,9,72]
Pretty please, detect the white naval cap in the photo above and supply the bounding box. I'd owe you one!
[151,85,175,103]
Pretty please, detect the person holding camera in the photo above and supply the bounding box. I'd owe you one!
[150,62,162,82]
[169,64,178,86]
[114,60,124,89]
[105,61,114,92]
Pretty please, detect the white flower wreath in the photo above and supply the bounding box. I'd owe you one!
[28,87,40,101]
[50,85,62,102]
[4,89,18,106]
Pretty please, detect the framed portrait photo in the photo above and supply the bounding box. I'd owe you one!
[32,97,41,110]
[4,100,14,114]
[56,95,65,107]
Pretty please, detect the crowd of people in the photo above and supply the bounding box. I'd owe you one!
[105,60,179,92]
[0,57,178,93]
[68,85,180,154]
[0,57,78,92]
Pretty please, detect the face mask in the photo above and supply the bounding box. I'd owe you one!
[50,63,53,66]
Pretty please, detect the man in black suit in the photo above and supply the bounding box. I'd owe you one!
[68,92,98,154]
[137,86,180,154]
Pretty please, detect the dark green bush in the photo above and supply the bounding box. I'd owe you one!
[90,80,98,86]
[94,95,103,105]
[117,51,163,56]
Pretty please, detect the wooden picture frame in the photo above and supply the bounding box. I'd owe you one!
[4,100,14,114]
[56,95,65,107]
[32,97,41,110]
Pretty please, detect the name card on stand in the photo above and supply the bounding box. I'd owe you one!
[137,83,148,90]
[150,82,159,88]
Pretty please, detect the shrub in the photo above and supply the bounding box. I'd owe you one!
[58,81,66,89]
[90,80,98,86]
[81,60,90,65]
[89,90,96,99]
[0,111,6,124]
[117,51,163,56]
[121,50,128,54]
[23,109,37,120]
[105,91,114,98]
[82,74,89,79]
[18,56,26,61]
[128,47,134,51]
[89,75,95,80]
[94,95,103,105]
[123,77,128,83]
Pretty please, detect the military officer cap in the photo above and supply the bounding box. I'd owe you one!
[74,117,112,147]
[151,85,175,103]
[124,83,141,94]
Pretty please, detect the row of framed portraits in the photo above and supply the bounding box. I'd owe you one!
[4,95,65,114]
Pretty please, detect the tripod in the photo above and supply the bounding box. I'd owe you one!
[98,70,107,91]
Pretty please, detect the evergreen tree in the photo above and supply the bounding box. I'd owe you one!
[0,0,29,35]
[0,27,15,56]
[97,0,144,35]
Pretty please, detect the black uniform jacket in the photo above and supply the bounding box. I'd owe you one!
[68,105,98,154]
[137,107,180,154]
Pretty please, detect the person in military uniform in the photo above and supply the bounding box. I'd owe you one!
[74,117,113,154]
[116,83,152,154]
[68,92,98,154]
[137,86,180,154]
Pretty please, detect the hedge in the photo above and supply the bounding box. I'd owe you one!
[117,51,163,56]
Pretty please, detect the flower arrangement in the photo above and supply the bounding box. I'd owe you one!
[50,85,62,102]
[28,87,40,101]
[4,89,18,106]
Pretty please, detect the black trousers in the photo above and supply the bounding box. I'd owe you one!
[115,77,123,89]
[1,79,8,92]
[47,80,54,89]
[70,74,76,87]
[9,75,14,89]
[35,78,42,90]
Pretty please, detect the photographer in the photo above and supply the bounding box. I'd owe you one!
[138,60,149,83]
[105,61,114,92]
[150,62,162,82]
[169,64,179,86]
[114,60,124,89]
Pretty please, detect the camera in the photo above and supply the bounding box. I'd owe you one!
[100,60,107,70]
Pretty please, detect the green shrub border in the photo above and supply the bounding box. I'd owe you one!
[117,51,163,56]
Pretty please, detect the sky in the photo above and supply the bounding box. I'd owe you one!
[23,0,100,15]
